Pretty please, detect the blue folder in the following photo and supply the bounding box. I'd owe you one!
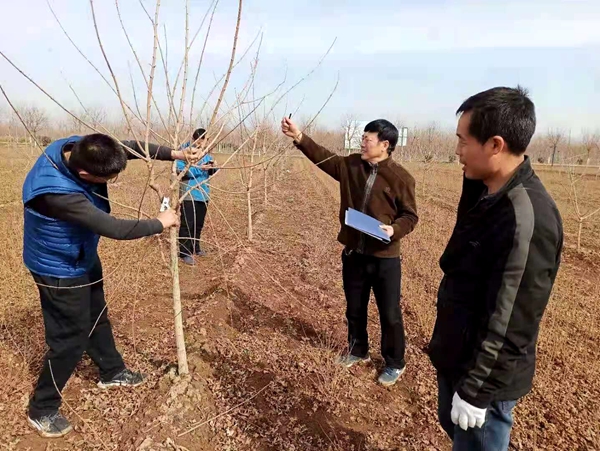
[344,208,391,244]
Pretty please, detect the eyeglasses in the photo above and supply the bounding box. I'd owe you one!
[361,136,388,146]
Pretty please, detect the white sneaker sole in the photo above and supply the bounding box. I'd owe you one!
[97,379,145,389]
[336,356,371,368]
[28,417,73,438]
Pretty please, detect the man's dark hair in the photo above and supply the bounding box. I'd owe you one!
[456,85,536,155]
[69,134,128,177]
[192,128,207,141]
[364,119,399,153]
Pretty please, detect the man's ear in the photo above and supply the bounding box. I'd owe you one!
[490,136,505,155]
[78,170,97,183]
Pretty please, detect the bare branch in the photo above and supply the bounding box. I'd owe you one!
[189,0,220,128]
[207,0,243,131]
[0,84,57,169]
[88,0,146,157]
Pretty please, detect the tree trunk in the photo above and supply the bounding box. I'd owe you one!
[247,188,253,241]
[577,219,583,252]
[247,166,254,242]
[170,225,189,375]
[246,138,256,241]
[169,159,189,376]
[263,162,268,206]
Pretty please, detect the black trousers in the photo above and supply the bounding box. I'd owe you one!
[341,249,406,369]
[179,200,208,257]
[29,257,125,418]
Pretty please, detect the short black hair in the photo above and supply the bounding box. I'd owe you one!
[69,134,128,177]
[456,86,536,155]
[192,128,207,141]
[364,119,398,153]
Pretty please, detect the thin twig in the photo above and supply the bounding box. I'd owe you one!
[207,0,243,132]
[48,361,110,449]
[178,381,273,437]
[0,84,58,169]
[88,0,147,160]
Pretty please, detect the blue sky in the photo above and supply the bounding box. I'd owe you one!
[0,0,599,135]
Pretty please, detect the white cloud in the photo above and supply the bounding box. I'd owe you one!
[1,0,598,133]
[240,0,600,54]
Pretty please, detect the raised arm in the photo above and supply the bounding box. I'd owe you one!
[120,140,200,162]
[281,117,344,181]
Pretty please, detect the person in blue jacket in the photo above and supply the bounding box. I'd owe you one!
[177,128,219,265]
[22,133,198,437]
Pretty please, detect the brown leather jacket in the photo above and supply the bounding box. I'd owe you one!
[294,134,418,258]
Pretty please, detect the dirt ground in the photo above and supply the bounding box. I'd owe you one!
[0,146,599,450]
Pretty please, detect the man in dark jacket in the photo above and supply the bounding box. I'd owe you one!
[22,134,198,438]
[428,86,563,450]
[281,116,418,387]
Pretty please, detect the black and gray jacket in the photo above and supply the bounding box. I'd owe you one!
[428,157,563,408]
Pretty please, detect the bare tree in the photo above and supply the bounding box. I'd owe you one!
[409,123,443,197]
[341,114,361,155]
[85,106,107,129]
[582,131,599,166]
[297,115,317,138]
[568,167,600,251]
[1,0,246,377]
[548,129,563,166]
[21,106,48,142]
[7,111,24,144]
[56,117,74,136]
[1,0,336,383]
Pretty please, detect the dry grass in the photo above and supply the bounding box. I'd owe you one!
[0,145,599,450]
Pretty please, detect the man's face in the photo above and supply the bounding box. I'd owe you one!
[455,112,496,180]
[360,131,389,161]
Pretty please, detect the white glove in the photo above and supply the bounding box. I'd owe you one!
[451,392,487,431]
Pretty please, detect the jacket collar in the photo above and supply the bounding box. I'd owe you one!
[361,154,392,169]
[483,155,534,200]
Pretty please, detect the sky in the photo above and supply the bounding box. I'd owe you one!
[0,0,599,136]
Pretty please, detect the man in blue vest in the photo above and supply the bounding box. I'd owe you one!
[177,128,219,265]
[22,133,199,437]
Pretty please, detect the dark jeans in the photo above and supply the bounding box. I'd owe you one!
[179,200,208,257]
[29,257,125,418]
[341,249,406,369]
[437,372,517,451]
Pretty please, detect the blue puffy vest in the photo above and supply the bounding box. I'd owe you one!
[22,136,110,278]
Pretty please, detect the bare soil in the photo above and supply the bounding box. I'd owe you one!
[1,148,599,450]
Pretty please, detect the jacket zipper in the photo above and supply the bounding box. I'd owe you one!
[357,163,378,253]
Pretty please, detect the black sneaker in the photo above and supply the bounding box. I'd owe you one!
[97,368,145,389]
[28,412,73,438]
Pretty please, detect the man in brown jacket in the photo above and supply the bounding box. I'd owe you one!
[281,117,418,386]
